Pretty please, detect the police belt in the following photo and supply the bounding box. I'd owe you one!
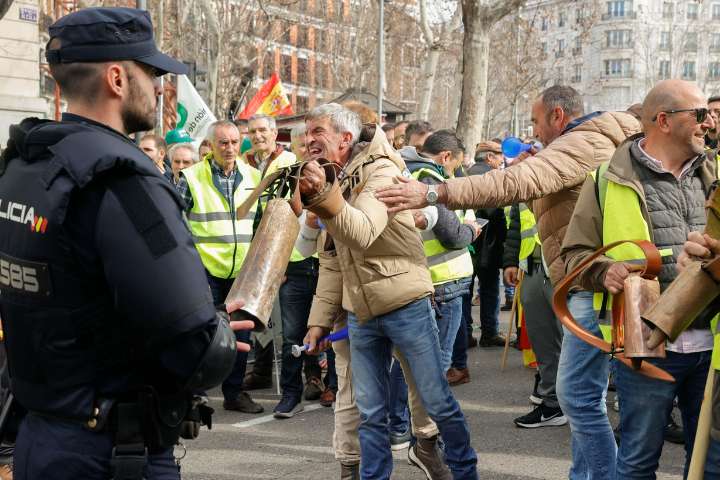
[28,389,212,479]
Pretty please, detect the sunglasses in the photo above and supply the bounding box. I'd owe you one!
[652,107,709,123]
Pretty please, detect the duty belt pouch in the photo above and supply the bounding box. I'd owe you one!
[111,403,148,480]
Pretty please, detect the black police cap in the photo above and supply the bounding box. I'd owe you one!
[45,7,187,76]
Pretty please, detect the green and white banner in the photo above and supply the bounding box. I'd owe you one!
[176,74,216,140]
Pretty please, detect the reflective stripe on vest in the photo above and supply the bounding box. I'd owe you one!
[261,152,315,263]
[412,167,473,284]
[184,158,261,279]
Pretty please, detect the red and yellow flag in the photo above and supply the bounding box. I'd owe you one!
[237,72,293,120]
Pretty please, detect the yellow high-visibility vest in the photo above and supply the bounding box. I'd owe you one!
[412,167,474,285]
[183,156,261,279]
[590,162,699,342]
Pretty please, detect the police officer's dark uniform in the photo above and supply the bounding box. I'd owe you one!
[0,8,237,480]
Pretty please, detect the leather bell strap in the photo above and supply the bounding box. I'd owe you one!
[551,239,674,382]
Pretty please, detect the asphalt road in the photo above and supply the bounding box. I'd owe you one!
[179,308,686,480]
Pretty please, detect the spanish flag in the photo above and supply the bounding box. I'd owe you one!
[237,72,293,120]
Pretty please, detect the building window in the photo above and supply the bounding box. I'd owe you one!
[555,66,564,84]
[572,64,582,83]
[682,61,696,80]
[541,42,548,57]
[556,38,566,57]
[606,30,632,48]
[710,62,720,80]
[685,32,698,52]
[687,3,699,19]
[714,4,720,19]
[576,8,583,23]
[604,58,631,77]
[559,12,566,27]
[660,31,670,49]
[573,35,582,55]
[282,55,292,83]
[606,1,629,17]
[541,17,549,31]
[659,60,670,79]
[662,2,673,19]
[712,33,720,51]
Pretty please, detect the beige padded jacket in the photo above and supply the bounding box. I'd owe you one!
[444,111,641,286]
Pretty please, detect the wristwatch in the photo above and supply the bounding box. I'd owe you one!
[426,184,439,206]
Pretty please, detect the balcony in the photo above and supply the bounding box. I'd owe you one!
[555,50,565,58]
[604,42,635,50]
[600,70,634,79]
[601,11,637,20]
[572,47,582,56]
[711,45,720,53]
[571,75,582,83]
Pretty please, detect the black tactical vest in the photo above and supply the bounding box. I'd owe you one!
[0,118,187,420]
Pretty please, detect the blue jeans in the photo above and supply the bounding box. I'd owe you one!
[389,278,470,435]
[388,358,409,435]
[206,272,252,401]
[616,350,711,479]
[279,266,319,400]
[434,278,470,373]
[705,437,720,478]
[556,291,616,480]
[349,297,478,480]
[452,287,472,370]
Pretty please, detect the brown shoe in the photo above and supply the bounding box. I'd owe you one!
[304,376,323,401]
[223,392,264,414]
[408,436,452,480]
[320,387,336,407]
[241,372,272,390]
[340,462,359,480]
[446,367,470,386]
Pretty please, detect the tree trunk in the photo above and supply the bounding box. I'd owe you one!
[456,0,489,156]
[456,0,524,155]
[417,1,461,121]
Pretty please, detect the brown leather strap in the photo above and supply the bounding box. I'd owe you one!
[703,255,720,284]
[551,239,674,382]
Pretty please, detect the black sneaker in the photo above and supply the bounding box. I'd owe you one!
[529,372,542,405]
[273,395,303,419]
[390,430,411,451]
[664,414,685,444]
[514,404,567,428]
[479,334,506,347]
[500,301,513,311]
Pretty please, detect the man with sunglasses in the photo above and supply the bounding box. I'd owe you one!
[706,96,720,149]
[0,8,254,479]
[562,79,718,478]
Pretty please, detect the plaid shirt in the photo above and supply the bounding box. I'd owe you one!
[175,157,239,212]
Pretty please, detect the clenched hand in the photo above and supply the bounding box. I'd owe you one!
[678,231,720,271]
[299,161,327,197]
[603,262,633,295]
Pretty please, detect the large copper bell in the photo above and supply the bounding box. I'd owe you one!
[552,239,675,382]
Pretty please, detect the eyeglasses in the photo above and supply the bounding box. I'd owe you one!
[652,108,709,123]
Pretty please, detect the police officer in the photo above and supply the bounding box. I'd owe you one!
[0,8,251,480]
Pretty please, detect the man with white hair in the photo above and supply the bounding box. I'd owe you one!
[300,103,478,479]
[242,114,295,174]
[175,120,263,414]
[167,143,197,184]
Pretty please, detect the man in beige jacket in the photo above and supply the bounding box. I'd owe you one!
[376,85,641,477]
[299,103,478,480]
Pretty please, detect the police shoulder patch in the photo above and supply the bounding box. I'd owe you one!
[107,175,177,258]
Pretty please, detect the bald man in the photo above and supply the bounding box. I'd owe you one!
[561,79,718,478]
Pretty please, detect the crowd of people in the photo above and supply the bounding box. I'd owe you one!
[141,80,720,480]
[2,6,720,480]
